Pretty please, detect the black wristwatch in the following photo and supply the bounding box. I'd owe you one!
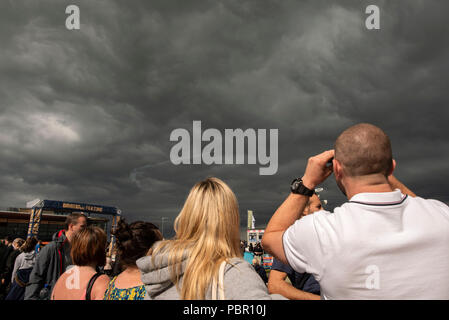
[290,178,315,196]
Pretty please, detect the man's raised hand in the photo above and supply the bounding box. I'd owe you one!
[302,150,335,190]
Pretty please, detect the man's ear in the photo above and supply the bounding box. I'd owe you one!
[333,159,343,179]
[389,159,396,176]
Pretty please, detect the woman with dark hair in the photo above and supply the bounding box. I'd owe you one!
[51,226,110,300]
[103,219,162,300]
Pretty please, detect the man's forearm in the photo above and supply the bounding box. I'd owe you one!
[263,150,334,263]
[265,193,309,233]
[269,279,320,300]
[262,193,309,263]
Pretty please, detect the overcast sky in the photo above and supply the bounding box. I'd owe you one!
[1,0,448,238]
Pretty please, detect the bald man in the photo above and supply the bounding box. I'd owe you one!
[268,194,322,300]
[262,123,449,299]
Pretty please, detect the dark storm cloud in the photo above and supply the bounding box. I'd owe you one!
[1,0,448,237]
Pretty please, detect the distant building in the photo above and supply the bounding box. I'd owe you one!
[246,210,266,244]
[0,208,108,242]
[247,228,266,244]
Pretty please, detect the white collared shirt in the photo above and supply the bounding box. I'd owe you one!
[283,190,449,299]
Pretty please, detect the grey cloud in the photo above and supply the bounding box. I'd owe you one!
[1,0,448,238]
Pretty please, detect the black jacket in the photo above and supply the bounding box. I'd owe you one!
[24,230,71,300]
[0,244,14,273]
[1,249,21,284]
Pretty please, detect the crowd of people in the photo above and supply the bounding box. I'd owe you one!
[0,123,448,300]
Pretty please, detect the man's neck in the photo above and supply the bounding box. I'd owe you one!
[64,230,72,243]
[344,174,394,200]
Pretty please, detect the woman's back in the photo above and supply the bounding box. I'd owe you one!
[137,253,285,300]
[104,267,146,300]
[106,219,162,300]
[51,266,110,300]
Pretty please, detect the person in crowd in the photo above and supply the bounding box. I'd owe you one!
[104,219,162,300]
[137,177,286,300]
[248,243,254,253]
[5,237,38,300]
[253,242,264,257]
[25,212,87,300]
[1,238,25,279]
[268,194,322,300]
[34,240,42,254]
[0,239,5,260]
[239,241,245,256]
[0,238,25,299]
[110,248,122,277]
[252,258,268,284]
[0,236,14,274]
[262,123,449,299]
[11,237,38,283]
[51,226,109,300]
[103,256,113,277]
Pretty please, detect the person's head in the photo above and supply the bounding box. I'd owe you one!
[175,177,240,243]
[65,212,88,241]
[302,194,323,216]
[21,237,38,253]
[71,226,107,268]
[114,219,162,269]
[153,177,241,299]
[5,235,14,245]
[333,123,395,196]
[12,238,25,250]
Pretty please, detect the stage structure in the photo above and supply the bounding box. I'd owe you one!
[26,199,121,256]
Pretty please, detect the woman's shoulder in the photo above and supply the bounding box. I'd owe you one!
[226,257,248,266]
[94,273,111,285]
[14,252,25,263]
[223,257,254,275]
[221,257,282,300]
[92,274,111,300]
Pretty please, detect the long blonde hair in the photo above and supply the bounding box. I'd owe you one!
[152,177,241,299]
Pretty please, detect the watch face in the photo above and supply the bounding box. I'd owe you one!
[291,179,301,192]
[291,178,313,195]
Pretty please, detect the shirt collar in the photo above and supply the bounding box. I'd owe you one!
[349,189,407,206]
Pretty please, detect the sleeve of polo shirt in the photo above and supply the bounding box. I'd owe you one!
[271,257,294,274]
[282,214,324,277]
[427,199,449,214]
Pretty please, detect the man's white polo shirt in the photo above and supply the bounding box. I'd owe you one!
[282,189,449,299]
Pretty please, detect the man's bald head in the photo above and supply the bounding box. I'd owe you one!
[335,123,393,177]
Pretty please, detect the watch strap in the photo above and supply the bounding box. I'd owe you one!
[291,178,314,196]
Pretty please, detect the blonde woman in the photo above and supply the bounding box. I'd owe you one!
[137,177,285,300]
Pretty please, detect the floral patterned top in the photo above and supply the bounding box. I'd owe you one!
[103,276,146,300]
